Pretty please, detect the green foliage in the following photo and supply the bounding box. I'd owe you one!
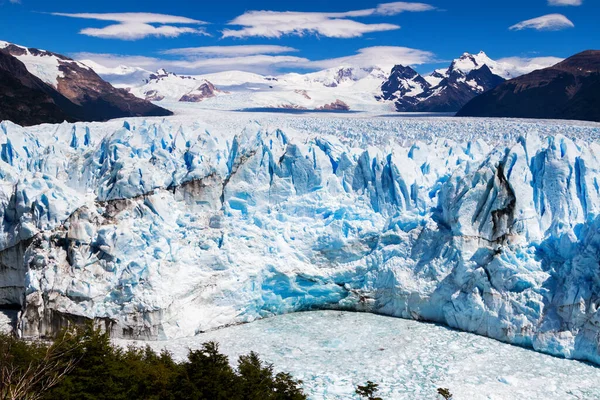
[1,330,81,400]
[355,380,383,400]
[1,326,306,400]
[437,387,453,399]
[236,351,305,400]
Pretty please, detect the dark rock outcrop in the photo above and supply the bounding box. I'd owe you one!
[316,99,351,111]
[457,50,600,122]
[180,81,218,102]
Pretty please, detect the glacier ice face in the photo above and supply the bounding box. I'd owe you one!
[3,113,600,364]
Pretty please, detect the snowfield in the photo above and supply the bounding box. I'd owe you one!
[3,106,600,367]
[118,310,600,400]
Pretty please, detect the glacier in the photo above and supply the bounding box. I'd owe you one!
[2,110,600,365]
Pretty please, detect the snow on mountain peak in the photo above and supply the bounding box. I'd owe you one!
[128,68,224,102]
[450,51,495,75]
[0,40,93,88]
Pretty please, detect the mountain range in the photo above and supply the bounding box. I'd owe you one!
[3,39,597,123]
[83,51,558,113]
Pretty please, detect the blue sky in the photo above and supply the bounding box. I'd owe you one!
[1,0,598,75]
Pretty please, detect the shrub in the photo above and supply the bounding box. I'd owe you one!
[437,387,453,399]
[1,326,306,400]
[355,380,383,400]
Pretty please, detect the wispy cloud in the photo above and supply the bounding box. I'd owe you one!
[509,14,574,31]
[161,45,298,57]
[75,52,309,75]
[497,56,563,74]
[548,0,582,6]
[50,12,207,40]
[305,46,436,70]
[222,2,435,39]
[75,45,435,75]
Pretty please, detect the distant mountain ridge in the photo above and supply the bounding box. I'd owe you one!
[80,51,562,113]
[378,52,509,112]
[457,50,600,122]
[0,40,171,125]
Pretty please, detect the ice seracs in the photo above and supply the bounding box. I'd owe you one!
[3,112,600,367]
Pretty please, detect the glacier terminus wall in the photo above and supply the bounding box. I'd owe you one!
[2,113,600,365]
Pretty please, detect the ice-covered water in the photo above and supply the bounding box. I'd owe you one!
[119,310,600,400]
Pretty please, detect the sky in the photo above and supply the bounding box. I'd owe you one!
[0,0,598,75]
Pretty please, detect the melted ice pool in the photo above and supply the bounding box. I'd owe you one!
[118,311,600,399]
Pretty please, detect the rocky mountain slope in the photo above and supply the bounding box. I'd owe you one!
[0,41,172,123]
[457,50,600,122]
[0,50,75,126]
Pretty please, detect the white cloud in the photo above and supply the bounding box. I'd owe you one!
[497,56,564,75]
[222,2,435,39]
[509,14,574,31]
[162,45,298,57]
[374,2,436,15]
[51,12,207,40]
[74,52,309,75]
[75,45,434,75]
[548,0,582,6]
[305,46,436,70]
[81,24,207,40]
[50,12,206,24]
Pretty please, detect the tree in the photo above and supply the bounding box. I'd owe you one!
[0,331,80,400]
[2,327,307,400]
[355,381,383,400]
[173,341,239,400]
[236,352,305,400]
[437,387,453,399]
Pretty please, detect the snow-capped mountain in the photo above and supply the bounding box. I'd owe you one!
[129,69,224,102]
[379,52,507,112]
[79,51,560,113]
[280,66,388,89]
[78,59,153,88]
[83,61,393,111]
[380,65,431,99]
[0,40,171,122]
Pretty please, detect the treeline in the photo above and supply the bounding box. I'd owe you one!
[0,326,306,400]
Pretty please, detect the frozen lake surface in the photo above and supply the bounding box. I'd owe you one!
[119,311,600,400]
